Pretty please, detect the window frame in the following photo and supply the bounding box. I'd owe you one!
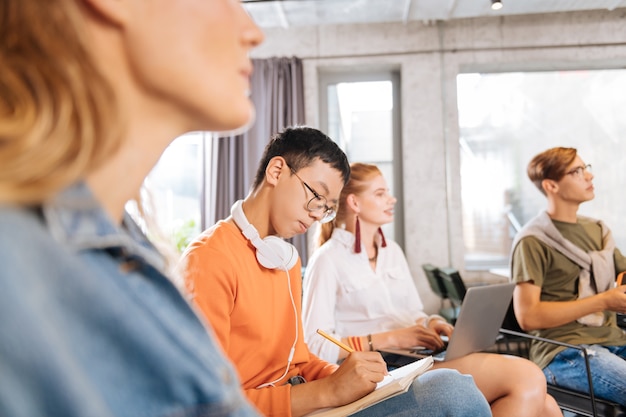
[318,69,404,249]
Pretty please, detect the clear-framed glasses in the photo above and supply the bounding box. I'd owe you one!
[289,167,337,224]
[565,164,592,180]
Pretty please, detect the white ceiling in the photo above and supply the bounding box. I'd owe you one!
[242,0,626,28]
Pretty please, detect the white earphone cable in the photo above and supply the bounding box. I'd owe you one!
[256,268,299,389]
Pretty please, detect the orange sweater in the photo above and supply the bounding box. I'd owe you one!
[183,220,336,417]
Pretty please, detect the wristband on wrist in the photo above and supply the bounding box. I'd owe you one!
[367,334,374,351]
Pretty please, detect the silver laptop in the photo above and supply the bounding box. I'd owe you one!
[382,282,515,362]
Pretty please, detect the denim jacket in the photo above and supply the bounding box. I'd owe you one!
[0,183,260,417]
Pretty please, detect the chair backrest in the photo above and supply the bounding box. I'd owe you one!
[500,299,524,332]
[437,267,467,307]
[421,263,448,299]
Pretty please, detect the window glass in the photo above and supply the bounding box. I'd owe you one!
[324,78,400,242]
[128,132,208,253]
[457,69,626,268]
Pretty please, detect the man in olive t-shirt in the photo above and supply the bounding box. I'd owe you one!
[511,147,626,406]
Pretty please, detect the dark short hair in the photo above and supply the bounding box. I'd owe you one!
[251,126,350,190]
[527,147,577,195]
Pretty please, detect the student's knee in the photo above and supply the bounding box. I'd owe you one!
[513,358,548,395]
[415,369,491,416]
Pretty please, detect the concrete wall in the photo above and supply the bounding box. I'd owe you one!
[251,9,626,313]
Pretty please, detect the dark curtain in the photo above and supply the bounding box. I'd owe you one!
[209,56,310,265]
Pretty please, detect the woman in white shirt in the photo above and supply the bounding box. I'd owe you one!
[302,162,562,417]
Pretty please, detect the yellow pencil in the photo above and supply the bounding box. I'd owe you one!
[317,329,355,353]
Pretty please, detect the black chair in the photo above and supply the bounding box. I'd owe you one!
[498,306,626,417]
[435,267,467,324]
[421,264,458,324]
[491,301,529,358]
[436,268,466,305]
[421,263,447,299]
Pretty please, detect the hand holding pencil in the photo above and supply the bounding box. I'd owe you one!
[315,329,391,407]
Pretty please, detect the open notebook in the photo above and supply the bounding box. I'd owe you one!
[382,282,515,362]
[305,356,434,417]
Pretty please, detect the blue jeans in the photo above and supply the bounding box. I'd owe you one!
[543,344,626,406]
[353,369,491,417]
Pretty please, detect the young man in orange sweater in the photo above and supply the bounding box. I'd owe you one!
[182,126,491,417]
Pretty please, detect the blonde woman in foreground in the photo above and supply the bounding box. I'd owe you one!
[0,0,264,416]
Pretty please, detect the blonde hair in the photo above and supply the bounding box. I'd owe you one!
[0,0,120,204]
[317,162,382,247]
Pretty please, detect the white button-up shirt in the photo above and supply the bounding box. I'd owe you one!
[302,228,427,362]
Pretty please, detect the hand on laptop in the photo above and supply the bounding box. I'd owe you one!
[378,324,448,351]
[427,319,454,340]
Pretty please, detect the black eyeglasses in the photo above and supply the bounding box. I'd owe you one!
[288,167,337,224]
[566,164,592,180]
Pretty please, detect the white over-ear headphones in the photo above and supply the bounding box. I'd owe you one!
[230,200,298,271]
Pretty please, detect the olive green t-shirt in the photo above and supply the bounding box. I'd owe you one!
[512,217,626,369]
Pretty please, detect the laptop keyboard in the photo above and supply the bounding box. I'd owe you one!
[410,340,449,357]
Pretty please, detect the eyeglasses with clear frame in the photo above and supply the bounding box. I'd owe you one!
[565,164,592,180]
[288,167,337,224]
